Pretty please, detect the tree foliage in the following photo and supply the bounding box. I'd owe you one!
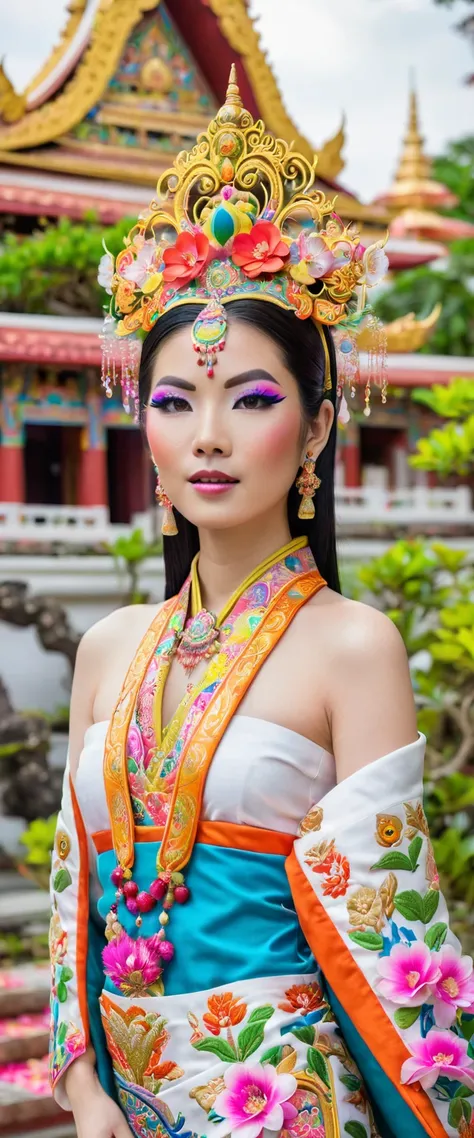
[374,240,474,357]
[0,214,133,316]
[409,377,474,476]
[433,136,474,223]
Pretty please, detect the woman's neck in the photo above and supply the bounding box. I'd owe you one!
[196,516,294,615]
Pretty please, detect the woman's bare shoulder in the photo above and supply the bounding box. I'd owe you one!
[79,600,167,660]
[307,586,404,652]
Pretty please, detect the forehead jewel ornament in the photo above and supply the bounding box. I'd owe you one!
[98,65,389,417]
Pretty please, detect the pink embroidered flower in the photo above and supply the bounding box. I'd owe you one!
[65,1026,86,1056]
[102,932,163,998]
[292,233,336,284]
[377,942,440,1005]
[432,945,474,1028]
[214,1062,297,1138]
[401,1029,474,1091]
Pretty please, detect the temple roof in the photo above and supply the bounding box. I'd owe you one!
[0,0,385,231]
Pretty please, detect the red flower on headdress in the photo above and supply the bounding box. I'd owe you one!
[232,221,290,279]
[162,231,209,286]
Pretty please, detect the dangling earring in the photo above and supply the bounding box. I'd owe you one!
[296,453,321,520]
[154,467,178,536]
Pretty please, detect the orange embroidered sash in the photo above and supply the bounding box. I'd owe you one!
[104,571,325,874]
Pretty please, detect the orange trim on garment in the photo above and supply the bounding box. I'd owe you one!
[92,819,294,857]
[70,776,90,1047]
[160,572,326,873]
[103,596,180,870]
[286,849,448,1138]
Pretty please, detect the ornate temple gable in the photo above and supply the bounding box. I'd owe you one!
[0,0,347,187]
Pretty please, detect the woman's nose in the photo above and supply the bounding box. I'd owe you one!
[192,409,232,457]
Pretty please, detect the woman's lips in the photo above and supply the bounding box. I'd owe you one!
[188,470,239,495]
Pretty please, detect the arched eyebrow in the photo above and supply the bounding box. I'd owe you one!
[154,368,281,391]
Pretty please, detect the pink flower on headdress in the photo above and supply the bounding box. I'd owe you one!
[377,942,440,1005]
[363,244,389,286]
[162,231,209,285]
[291,233,336,285]
[102,932,163,997]
[401,1029,474,1091]
[98,251,114,294]
[122,239,158,289]
[432,945,474,1028]
[214,1062,297,1138]
[232,221,290,279]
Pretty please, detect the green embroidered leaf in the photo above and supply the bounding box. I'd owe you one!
[468,1038,474,1061]
[460,1018,474,1043]
[348,930,384,951]
[57,981,68,1003]
[424,922,448,951]
[462,1100,473,1122]
[237,1024,266,1062]
[394,1007,421,1029]
[53,868,72,893]
[344,1123,368,1138]
[60,966,73,984]
[291,1025,315,1045]
[307,1047,331,1088]
[448,1098,463,1128]
[394,890,424,922]
[370,852,413,872]
[57,1022,67,1046]
[260,1046,283,1066]
[423,890,440,923]
[408,835,423,869]
[193,1037,236,1063]
[339,1073,361,1091]
[246,1005,275,1027]
[454,1081,474,1097]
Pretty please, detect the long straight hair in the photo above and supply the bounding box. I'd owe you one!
[139,300,341,597]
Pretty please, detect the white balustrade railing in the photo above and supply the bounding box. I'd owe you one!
[335,485,474,526]
[0,486,473,545]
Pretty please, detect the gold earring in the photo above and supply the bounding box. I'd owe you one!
[154,467,178,536]
[296,454,321,520]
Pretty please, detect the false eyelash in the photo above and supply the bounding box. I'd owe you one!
[234,386,285,406]
[149,392,189,409]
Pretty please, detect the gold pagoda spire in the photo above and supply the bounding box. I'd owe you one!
[376,85,456,214]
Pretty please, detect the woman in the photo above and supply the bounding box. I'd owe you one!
[49,70,474,1138]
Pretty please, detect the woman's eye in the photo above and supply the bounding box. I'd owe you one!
[150,395,191,413]
[234,392,283,410]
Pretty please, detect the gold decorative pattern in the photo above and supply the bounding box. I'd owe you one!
[0,0,158,151]
[24,0,88,100]
[159,572,326,873]
[205,0,342,178]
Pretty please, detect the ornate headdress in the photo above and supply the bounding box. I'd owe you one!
[99,66,388,416]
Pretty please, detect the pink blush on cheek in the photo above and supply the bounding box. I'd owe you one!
[243,411,301,466]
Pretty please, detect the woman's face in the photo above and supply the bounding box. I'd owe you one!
[145,319,332,533]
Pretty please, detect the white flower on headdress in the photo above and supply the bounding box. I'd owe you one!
[98,250,114,294]
[122,239,158,289]
[364,245,389,286]
[291,233,336,285]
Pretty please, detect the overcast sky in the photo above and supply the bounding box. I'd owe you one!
[2,0,473,201]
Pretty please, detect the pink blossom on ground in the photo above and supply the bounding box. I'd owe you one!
[377,942,440,1005]
[432,945,474,1027]
[401,1029,474,1090]
[214,1062,297,1138]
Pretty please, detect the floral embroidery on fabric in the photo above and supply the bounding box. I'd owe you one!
[116,1077,196,1138]
[213,1062,297,1137]
[49,1019,86,1084]
[100,994,183,1094]
[55,830,71,860]
[346,874,397,934]
[298,806,324,838]
[102,932,164,997]
[278,982,327,1016]
[188,994,274,1062]
[375,814,403,848]
[305,840,351,898]
[202,992,247,1036]
[49,910,73,1004]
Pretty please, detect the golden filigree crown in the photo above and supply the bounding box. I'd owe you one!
[99,65,388,414]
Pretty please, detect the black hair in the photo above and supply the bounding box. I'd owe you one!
[139,300,340,598]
